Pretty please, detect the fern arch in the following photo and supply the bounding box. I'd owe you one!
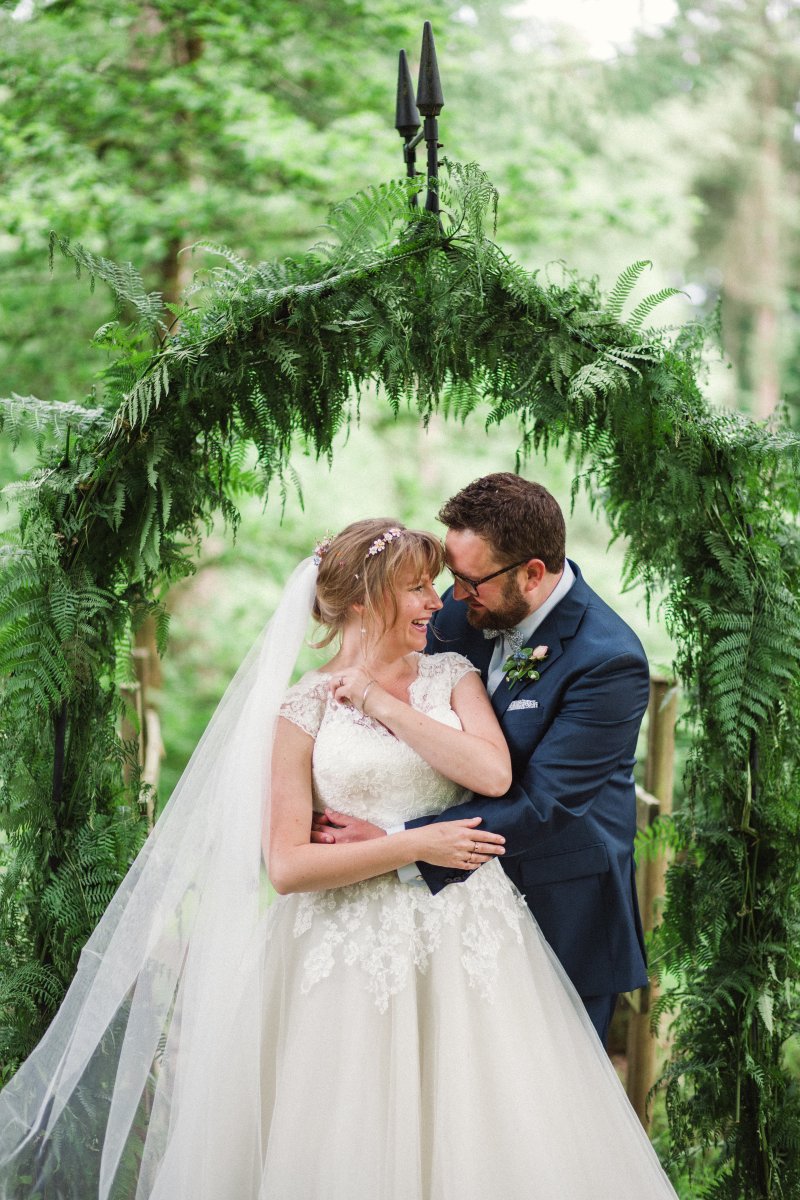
[2,163,800,1196]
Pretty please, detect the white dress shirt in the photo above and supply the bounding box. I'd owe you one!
[396,559,576,883]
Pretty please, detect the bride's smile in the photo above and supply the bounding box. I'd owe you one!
[374,567,443,657]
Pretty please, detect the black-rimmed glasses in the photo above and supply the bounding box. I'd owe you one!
[446,558,531,599]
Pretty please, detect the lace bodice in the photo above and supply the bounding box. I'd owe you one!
[279,652,477,828]
[274,651,529,1013]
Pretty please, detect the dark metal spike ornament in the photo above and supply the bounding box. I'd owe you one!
[395,50,421,137]
[396,50,421,206]
[415,20,444,117]
[415,21,444,216]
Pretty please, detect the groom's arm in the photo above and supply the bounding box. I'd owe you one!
[406,651,650,894]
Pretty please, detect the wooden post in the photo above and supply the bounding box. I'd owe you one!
[119,623,164,829]
[625,676,678,1128]
[119,673,144,782]
[142,706,165,829]
[135,619,164,829]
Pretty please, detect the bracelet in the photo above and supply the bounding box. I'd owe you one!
[360,679,376,713]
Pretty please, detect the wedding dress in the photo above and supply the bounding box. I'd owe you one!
[238,652,677,1199]
[0,561,677,1199]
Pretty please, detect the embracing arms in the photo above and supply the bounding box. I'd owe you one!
[266,670,509,894]
[405,651,651,888]
[332,666,512,796]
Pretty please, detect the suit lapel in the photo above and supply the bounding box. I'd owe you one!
[460,624,494,684]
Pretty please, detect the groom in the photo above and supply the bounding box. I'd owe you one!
[317,473,650,1044]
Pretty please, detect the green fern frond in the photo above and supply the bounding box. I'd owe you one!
[50,233,165,334]
[189,240,250,273]
[0,394,107,449]
[605,260,652,320]
[628,287,686,330]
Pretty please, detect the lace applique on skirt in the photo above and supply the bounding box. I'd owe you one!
[274,862,526,1012]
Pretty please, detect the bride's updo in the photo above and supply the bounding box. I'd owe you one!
[312,518,444,647]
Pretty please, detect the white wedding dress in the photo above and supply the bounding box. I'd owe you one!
[217,651,675,1200]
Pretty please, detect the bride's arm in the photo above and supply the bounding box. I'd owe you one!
[333,669,511,797]
[266,717,505,895]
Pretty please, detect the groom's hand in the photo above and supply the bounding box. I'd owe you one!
[310,807,386,844]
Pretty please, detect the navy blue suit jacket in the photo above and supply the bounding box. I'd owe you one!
[411,560,650,998]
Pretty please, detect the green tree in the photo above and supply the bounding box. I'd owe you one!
[613,0,800,417]
[0,0,458,405]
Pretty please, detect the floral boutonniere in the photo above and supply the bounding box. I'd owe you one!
[502,644,549,686]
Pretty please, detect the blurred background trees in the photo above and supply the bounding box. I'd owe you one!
[616,0,800,417]
[4,0,799,419]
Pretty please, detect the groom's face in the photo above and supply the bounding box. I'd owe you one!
[444,529,532,631]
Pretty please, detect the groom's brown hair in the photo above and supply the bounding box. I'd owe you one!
[439,473,565,574]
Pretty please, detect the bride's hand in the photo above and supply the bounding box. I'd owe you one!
[311,808,385,844]
[329,667,381,713]
[412,816,505,871]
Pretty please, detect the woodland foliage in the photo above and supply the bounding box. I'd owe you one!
[1,165,800,1197]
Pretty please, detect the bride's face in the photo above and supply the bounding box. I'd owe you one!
[369,564,443,657]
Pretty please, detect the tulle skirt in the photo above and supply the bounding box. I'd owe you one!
[148,861,675,1200]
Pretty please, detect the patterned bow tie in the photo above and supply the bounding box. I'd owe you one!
[483,627,525,652]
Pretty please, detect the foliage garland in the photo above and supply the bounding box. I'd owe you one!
[1,163,800,1196]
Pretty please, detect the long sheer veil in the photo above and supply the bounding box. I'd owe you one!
[0,557,319,1200]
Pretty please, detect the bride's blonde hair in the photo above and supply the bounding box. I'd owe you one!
[312,518,444,648]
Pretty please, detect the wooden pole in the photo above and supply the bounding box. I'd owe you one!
[625,676,678,1128]
[135,620,164,828]
[120,627,164,828]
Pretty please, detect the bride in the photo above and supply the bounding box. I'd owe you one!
[0,518,678,1199]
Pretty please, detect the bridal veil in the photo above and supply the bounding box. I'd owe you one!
[0,558,318,1200]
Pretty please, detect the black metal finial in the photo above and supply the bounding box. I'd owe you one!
[395,50,421,137]
[392,23,443,217]
[416,21,444,117]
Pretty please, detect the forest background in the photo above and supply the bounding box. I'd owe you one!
[1,0,799,1177]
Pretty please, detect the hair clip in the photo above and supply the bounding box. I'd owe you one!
[366,527,404,557]
[313,536,333,566]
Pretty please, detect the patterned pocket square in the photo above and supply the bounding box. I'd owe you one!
[507,698,540,711]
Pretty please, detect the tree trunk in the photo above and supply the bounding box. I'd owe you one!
[722,7,783,418]
[130,8,205,809]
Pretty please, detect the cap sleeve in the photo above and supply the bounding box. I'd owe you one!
[279,673,330,739]
[420,651,480,696]
[439,651,480,690]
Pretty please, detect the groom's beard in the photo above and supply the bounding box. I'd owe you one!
[465,575,530,632]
